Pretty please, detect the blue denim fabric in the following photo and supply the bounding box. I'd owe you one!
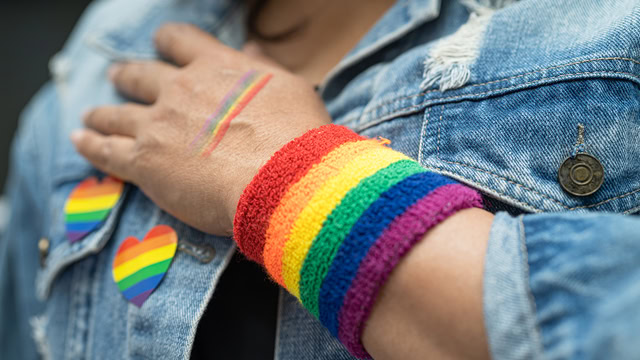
[1,0,640,359]
[485,213,640,359]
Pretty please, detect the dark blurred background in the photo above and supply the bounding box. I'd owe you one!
[0,0,90,190]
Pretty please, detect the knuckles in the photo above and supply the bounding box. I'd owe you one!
[104,108,120,133]
[165,70,212,102]
[133,118,165,156]
[168,72,195,94]
[149,103,179,125]
[127,136,155,174]
[124,67,145,94]
[84,108,110,133]
[95,138,113,167]
[83,109,97,128]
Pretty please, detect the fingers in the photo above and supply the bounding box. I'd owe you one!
[154,23,223,66]
[242,41,285,70]
[84,103,148,137]
[109,61,178,103]
[70,129,137,182]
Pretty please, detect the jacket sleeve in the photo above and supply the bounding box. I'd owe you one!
[0,83,57,360]
[484,210,640,360]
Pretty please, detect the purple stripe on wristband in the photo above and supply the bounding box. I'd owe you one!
[337,184,483,357]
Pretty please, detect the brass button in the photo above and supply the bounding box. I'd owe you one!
[558,154,604,197]
[38,237,50,267]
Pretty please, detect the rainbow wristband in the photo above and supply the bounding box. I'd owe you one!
[234,124,483,358]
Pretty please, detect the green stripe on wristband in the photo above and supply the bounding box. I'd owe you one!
[299,159,427,316]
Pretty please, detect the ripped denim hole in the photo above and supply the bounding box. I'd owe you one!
[421,0,519,91]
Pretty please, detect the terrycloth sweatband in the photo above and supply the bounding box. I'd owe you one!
[234,124,483,358]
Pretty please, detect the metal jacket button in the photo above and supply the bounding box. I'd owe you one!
[558,153,604,197]
[38,237,50,267]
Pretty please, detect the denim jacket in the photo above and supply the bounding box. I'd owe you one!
[2,0,640,359]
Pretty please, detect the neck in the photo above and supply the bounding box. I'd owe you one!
[248,0,396,85]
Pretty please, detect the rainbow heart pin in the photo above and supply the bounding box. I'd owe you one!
[112,225,178,307]
[64,176,124,243]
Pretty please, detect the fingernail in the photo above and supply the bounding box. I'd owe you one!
[70,129,84,145]
[108,64,121,81]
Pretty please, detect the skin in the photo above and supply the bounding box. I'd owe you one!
[247,0,401,85]
[71,3,495,358]
[76,25,329,235]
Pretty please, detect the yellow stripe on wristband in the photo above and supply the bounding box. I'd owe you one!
[281,146,409,297]
[263,139,382,286]
[233,124,484,359]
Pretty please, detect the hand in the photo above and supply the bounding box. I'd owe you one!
[71,23,331,236]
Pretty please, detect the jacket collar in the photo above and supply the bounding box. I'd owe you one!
[86,0,440,98]
[87,0,440,61]
[86,0,244,60]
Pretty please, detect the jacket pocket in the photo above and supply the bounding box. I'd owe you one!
[36,169,129,300]
[350,68,640,214]
[416,76,640,214]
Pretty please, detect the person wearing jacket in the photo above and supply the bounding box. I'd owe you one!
[2,0,640,359]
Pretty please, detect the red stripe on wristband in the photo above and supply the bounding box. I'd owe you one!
[234,124,365,264]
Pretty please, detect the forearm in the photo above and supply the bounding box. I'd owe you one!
[233,124,488,359]
[363,207,493,360]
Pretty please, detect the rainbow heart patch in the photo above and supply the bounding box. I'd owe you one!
[64,176,124,243]
[112,225,178,307]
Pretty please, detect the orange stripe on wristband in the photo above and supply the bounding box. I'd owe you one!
[281,146,410,298]
[263,139,383,286]
[234,125,365,264]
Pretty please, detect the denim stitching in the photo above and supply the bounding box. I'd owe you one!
[435,104,570,209]
[37,185,129,299]
[572,188,640,210]
[436,105,444,157]
[434,104,640,212]
[427,166,542,211]
[30,315,51,360]
[435,157,640,212]
[65,258,93,358]
[183,243,237,360]
[624,204,640,215]
[367,71,640,126]
[463,57,640,88]
[85,246,108,358]
[417,106,431,164]
[438,158,569,209]
[361,57,640,118]
[517,215,545,355]
[354,70,640,133]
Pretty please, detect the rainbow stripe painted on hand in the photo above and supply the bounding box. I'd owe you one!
[234,125,482,358]
[64,176,124,243]
[112,225,178,307]
[190,70,273,157]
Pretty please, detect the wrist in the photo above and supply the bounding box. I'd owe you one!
[233,124,483,358]
[225,120,329,235]
[233,124,363,263]
[363,207,493,360]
